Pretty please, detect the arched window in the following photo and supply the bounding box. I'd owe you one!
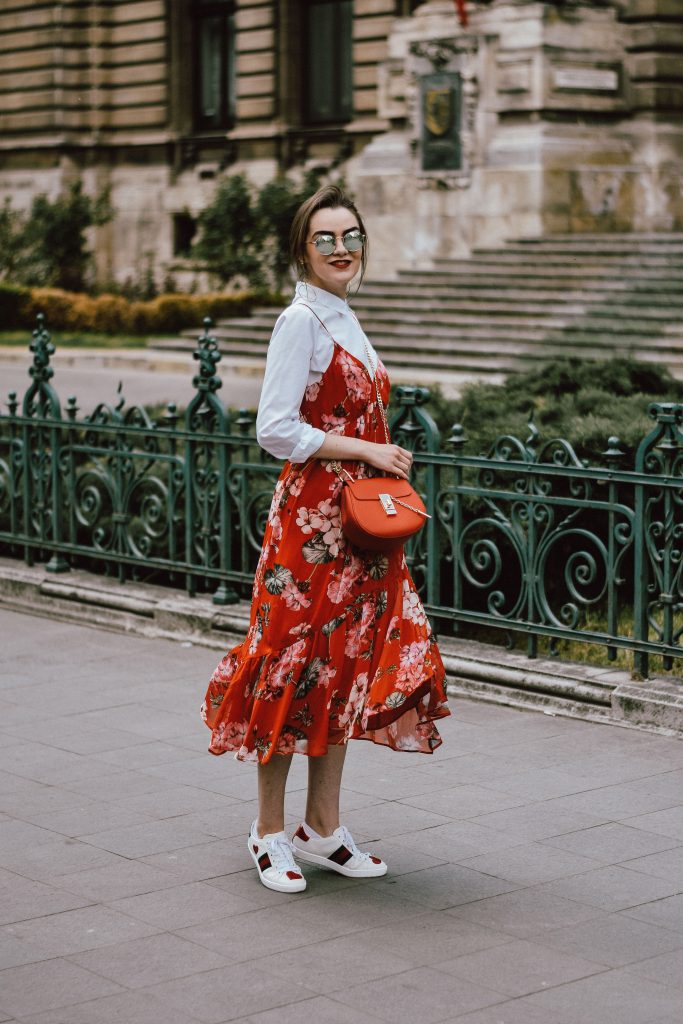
[303,0,352,125]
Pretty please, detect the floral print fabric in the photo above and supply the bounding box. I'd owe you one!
[201,339,449,763]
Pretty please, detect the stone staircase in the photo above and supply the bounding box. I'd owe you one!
[150,234,683,388]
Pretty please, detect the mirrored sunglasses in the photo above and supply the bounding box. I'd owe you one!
[308,229,365,256]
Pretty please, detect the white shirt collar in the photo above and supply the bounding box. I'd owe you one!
[293,281,349,316]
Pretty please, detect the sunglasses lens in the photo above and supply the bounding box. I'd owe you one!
[314,236,335,255]
[343,231,364,252]
[312,231,364,254]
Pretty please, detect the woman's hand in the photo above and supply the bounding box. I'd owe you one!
[315,435,413,479]
[363,442,413,480]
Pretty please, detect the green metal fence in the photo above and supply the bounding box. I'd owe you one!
[2,314,683,680]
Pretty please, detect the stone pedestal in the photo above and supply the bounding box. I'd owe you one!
[349,0,683,278]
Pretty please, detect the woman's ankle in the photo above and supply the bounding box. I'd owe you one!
[304,815,339,838]
[255,819,285,838]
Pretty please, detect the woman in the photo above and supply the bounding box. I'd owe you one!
[201,184,449,894]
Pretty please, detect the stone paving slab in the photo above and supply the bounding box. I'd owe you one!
[0,606,682,1023]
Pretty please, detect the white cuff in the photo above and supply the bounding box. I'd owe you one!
[289,427,326,463]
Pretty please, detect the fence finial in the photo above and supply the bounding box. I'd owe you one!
[192,317,223,394]
[29,313,55,385]
[449,423,467,450]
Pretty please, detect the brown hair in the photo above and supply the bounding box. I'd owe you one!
[289,184,368,289]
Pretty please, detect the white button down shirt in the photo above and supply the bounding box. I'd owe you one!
[255,282,379,463]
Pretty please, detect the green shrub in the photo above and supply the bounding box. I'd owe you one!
[193,170,322,291]
[193,176,264,289]
[0,282,32,329]
[90,294,131,334]
[127,292,261,334]
[255,169,321,291]
[1,183,112,293]
[3,287,281,335]
[29,288,80,329]
[0,200,27,284]
[419,357,683,467]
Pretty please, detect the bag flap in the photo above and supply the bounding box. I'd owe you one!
[345,478,417,502]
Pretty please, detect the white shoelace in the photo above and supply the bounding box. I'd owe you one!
[268,834,299,874]
[337,825,373,864]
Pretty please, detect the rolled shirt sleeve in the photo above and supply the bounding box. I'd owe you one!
[256,305,327,463]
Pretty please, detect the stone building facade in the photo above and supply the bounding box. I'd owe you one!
[0,0,681,286]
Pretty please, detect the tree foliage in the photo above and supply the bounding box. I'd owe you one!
[0,182,112,293]
[193,170,321,291]
[192,175,264,289]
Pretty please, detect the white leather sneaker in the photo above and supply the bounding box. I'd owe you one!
[292,822,387,878]
[248,821,307,893]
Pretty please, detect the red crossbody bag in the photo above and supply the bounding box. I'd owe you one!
[301,304,430,553]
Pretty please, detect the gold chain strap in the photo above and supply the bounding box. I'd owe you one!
[305,306,431,520]
[394,498,431,519]
[300,303,427,514]
[348,338,430,520]
[359,334,391,446]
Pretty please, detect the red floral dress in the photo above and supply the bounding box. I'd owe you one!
[201,339,450,763]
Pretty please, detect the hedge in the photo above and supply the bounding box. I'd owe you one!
[0,283,33,329]
[424,357,683,467]
[0,283,282,335]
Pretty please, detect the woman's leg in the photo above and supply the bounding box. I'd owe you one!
[256,753,292,836]
[304,743,347,836]
[293,744,386,877]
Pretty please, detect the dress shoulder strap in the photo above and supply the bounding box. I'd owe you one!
[297,304,389,445]
[296,302,337,343]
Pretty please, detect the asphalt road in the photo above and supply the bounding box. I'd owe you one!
[0,348,264,414]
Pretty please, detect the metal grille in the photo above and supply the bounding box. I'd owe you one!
[2,313,683,680]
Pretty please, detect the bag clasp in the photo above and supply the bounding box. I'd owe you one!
[379,493,397,516]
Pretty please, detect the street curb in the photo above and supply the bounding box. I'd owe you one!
[0,556,681,736]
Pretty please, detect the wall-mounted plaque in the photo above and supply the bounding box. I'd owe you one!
[553,67,619,92]
[420,72,461,172]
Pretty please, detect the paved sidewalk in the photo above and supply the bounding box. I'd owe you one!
[1,608,683,1024]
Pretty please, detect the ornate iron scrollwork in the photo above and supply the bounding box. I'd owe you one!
[2,315,683,677]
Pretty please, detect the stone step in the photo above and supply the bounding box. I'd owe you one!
[238,301,683,325]
[193,318,683,346]
[511,234,683,247]
[418,262,683,282]
[352,297,683,320]
[355,287,683,307]
[460,254,683,268]
[219,300,683,328]
[369,275,683,294]
[371,345,683,372]
[366,334,683,358]
[148,233,683,388]
[345,312,680,335]
[154,330,683,361]
[202,311,683,337]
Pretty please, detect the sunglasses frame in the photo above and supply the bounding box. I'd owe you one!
[307,229,365,256]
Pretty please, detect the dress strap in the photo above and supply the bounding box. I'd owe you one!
[297,302,352,356]
[297,305,391,486]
